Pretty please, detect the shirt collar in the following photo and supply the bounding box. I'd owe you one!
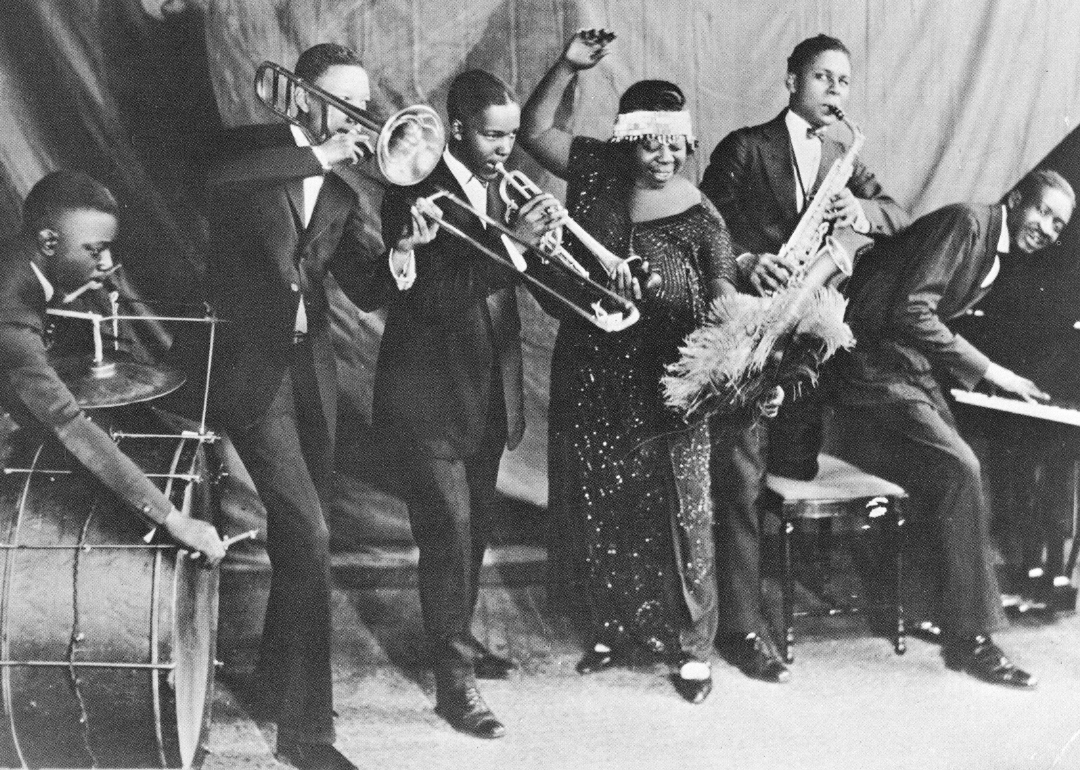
[785,109,820,142]
[290,124,311,148]
[998,204,1010,253]
[443,147,485,192]
[29,260,54,302]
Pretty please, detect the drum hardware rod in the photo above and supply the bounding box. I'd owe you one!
[109,430,220,442]
[0,660,176,670]
[0,544,179,550]
[2,468,201,481]
[200,307,218,435]
[223,529,259,549]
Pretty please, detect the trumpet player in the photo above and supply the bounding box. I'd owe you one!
[699,34,911,685]
[207,43,386,770]
[373,69,566,740]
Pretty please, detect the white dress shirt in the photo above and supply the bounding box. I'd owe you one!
[30,261,54,302]
[288,125,334,334]
[784,109,869,232]
[981,204,1010,289]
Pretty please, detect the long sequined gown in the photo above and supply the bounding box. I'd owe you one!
[547,137,737,662]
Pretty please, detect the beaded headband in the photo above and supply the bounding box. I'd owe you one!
[610,110,697,147]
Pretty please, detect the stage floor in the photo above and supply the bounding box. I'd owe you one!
[203,550,1080,770]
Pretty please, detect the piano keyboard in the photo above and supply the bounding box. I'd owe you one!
[951,389,1080,427]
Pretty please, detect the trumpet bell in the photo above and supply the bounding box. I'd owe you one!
[254,60,445,186]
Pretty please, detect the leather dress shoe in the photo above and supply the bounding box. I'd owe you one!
[720,632,791,683]
[672,658,713,704]
[435,686,506,739]
[673,674,713,704]
[945,636,1037,689]
[909,620,943,645]
[575,645,620,675]
[275,740,358,770]
[467,637,516,679]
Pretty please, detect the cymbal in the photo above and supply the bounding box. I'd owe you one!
[50,355,186,408]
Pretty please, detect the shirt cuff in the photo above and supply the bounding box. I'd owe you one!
[390,248,416,290]
[500,234,529,272]
[310,145,333,172]
[851,202,870,234]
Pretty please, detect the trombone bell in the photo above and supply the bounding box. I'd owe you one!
[254,61,445,186]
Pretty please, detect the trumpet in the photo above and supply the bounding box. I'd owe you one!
[418,189,640,333]
[495,163,663,294]
[254,61,445,186]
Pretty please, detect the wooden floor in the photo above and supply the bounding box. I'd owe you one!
[202,548,1080,770]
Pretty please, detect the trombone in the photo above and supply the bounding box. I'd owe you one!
[254,61,445,186]
[418,189,640,333]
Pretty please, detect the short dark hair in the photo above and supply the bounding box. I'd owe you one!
[446,69,515,125]
[295,42,363,84]
[787,34,850,75]
[21,170,118,235]
[618,79,686,114]
[1015,168,1076,209]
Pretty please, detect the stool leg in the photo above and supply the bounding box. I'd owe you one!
[893,498,906,655]
[782,515,795,663]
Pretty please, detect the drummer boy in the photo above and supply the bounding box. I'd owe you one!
[0,170,225,564]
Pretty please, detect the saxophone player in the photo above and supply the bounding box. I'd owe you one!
[698,34,911,684]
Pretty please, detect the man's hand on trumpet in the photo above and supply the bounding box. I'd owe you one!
[508,192,569,249]
[311,125,374,167]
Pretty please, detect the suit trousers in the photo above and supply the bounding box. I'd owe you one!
[231,340,336,744]
[834,395,1005,643]
[710,412,771,636]
[405,375,507,700]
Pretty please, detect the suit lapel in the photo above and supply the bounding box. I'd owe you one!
[300,173,351,249]
[760,113,799,223]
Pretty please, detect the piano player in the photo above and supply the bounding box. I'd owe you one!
[831,168,1076,689]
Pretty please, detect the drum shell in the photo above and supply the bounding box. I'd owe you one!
[0,407,218,769]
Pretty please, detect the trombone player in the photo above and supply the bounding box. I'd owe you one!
[207,43,385,770]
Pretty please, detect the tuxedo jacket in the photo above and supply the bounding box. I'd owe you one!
[700,110,910,284]
[207,123,383,432]
[373,157,525,460]
[0,239,176,523]
[838,203,1004,405]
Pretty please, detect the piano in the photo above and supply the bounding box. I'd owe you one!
[950,389,1080,427]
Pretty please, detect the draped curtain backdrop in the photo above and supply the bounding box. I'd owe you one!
[3,0,1079,541]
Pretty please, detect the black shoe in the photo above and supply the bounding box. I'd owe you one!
[575,645,620,675]
[672,658,713,704]
[719,632,791,683]
[435,687,506,739]
[468,639,517,680]
[275,740,358,770]
[909,620,943,645]
[945,636,1037,689]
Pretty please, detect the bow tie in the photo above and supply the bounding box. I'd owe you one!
[806,126,825,140]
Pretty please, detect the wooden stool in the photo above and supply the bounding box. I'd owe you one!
[764,454,907,663]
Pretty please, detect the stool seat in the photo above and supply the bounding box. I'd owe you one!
[767,454,906,503]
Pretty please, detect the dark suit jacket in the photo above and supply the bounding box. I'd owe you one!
[373,157,525,460]
[700,110,910,288]
[838,203,1004,405]
[207,123,383,432]
[0,239,176,523]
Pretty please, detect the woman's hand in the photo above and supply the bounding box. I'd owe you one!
[562,29,616,70]
[758,385,785,419]
[609,258,643,300]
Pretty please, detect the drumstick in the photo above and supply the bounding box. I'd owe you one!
[222,529,259,549]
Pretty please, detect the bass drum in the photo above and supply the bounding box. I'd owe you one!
[0,406,219,769]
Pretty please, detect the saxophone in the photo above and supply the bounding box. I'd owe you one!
[662,106,860,419]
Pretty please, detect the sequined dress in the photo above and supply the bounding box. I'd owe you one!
[547,137,736,662]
